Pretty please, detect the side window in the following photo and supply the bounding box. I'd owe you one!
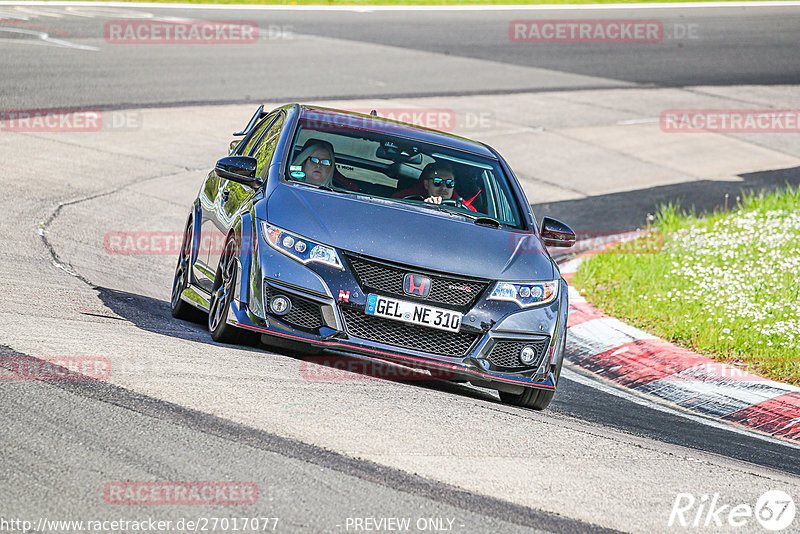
[239,112,278,156]
[253,113,285,176]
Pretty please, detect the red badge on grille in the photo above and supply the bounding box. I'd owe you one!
[403,274,431,298]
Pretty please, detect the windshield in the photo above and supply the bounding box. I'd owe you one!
[285,118,524,228]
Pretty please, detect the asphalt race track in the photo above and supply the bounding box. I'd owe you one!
[1,3,799,533]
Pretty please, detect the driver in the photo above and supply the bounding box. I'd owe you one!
[392,162,458,204]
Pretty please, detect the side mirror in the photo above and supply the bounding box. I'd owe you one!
[541,217,576,248]
[215,156,262,188]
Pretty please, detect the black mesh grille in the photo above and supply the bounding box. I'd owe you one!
[264,284,324,332]
[488,338,550,371]
[341,307,479,357]
[345,254,488,309]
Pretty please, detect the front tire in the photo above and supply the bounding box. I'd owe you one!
[208,236,245,344]
[499,387,550,410]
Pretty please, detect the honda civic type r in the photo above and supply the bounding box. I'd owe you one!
[171,104,576,410]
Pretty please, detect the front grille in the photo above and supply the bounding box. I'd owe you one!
[264,284,324,332]
[341,307,479,357]
[487,338,550,371]
[345,254,488,308]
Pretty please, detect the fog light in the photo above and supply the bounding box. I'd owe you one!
[519,346,537,365]
[270,295,291,316]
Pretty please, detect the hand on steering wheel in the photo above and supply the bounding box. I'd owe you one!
[440,198,464,208]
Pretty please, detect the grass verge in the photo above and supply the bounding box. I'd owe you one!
[572,186,800,386]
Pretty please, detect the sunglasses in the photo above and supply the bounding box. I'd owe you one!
[430,177,456,188]
[308,156,332,167]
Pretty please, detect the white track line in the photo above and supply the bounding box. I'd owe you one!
[0,26,98,50]
[562,366,800,450]
[1,1,799,10]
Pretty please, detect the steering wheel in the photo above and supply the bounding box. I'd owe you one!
[441,198,464,208]
[403,195,425,201]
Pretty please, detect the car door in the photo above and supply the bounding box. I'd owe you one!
[195,111,281,291]
[207,111,286,279]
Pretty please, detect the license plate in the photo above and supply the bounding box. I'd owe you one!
[365,294,462,333]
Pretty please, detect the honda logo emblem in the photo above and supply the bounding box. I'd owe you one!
[403,273,431,298]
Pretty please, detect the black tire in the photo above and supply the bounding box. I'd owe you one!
[171,217,203,321]
[499,387,549,410]
[208,236,246,344]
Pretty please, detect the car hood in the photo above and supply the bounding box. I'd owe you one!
[266,184,556,281]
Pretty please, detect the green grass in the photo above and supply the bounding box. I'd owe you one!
[572,186,800,386]
[46,0,783,4]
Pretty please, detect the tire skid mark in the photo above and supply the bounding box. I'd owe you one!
[0,343,618,534]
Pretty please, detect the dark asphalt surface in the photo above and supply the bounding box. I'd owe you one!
[260,7,800,87]
[0,342,612,534]
[100,266,800,479]
[2,5,800,109]
[1,4,799,532]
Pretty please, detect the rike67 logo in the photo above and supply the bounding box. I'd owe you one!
[669,490,796,531]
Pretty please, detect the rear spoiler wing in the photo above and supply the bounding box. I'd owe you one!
[229,105,268,154]
[232,105,267,137]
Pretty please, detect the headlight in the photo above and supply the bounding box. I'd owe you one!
[261,222,343,270]
[487,280,558,307]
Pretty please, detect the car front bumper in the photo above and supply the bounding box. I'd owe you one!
[228,239,567,392]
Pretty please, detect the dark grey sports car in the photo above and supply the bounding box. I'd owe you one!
[171,104,575,410]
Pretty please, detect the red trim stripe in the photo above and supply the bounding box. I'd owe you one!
[236,322,555,389]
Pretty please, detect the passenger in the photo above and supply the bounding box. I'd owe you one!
[293,140,335,186]
[291,139,360,191]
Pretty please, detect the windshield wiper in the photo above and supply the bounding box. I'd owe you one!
[399,199,505,226]
[472,216,502,228]
[402,200,473,220]
[450,211,503,228]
